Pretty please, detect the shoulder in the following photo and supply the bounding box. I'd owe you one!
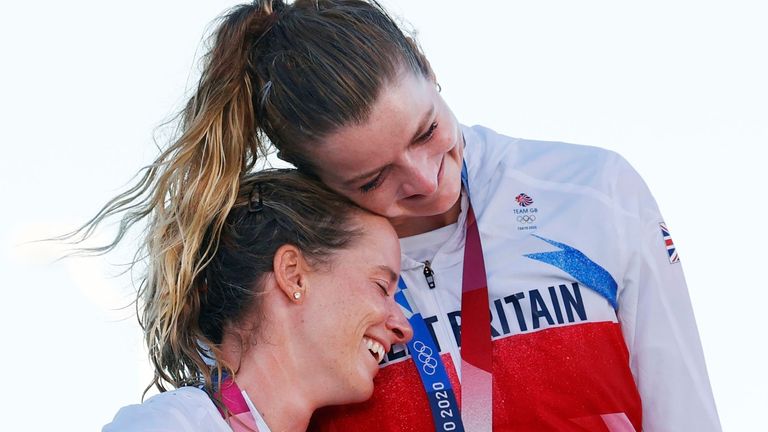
[103,387,228,432]
[462,124,641,196]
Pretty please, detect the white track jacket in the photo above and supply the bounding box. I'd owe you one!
[311,125,720,431]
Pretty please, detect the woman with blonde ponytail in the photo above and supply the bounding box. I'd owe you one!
[94,0,717,431]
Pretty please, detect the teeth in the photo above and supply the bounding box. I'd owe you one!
[363,337,385,363]
[376,343,384,362]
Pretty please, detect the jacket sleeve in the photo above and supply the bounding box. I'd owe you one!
[103,404,196,432]
[611,154,721,432]
[102,388,229,432]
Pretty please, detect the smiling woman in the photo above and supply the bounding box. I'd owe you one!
[117,1,719,431]
[96,170,411,432]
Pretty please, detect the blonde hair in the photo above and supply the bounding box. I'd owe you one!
[67,0,431,394]
[146,170,362,392]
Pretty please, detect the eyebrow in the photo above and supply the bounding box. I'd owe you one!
[377,265,399,283]
[342,105,436,188]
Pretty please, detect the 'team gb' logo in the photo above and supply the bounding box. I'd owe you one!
[515,193,533,207]
[513,193,539,231]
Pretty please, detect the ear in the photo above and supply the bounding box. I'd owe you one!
[272,244,310,303]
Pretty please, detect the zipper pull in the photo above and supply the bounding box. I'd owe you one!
[423,260,436,289]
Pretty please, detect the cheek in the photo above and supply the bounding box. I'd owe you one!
[313,176,399,217]
[351,189,402,217]
[347,289,389,321]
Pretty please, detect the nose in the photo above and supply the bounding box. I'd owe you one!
[386,300,414,344]
[400,153,439,197]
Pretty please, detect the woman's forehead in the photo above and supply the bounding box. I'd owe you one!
[312,74,436,181]
[346,212,400,261]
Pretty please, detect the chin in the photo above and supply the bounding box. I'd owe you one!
[359,382,375,400]
[345,380,375,404]
[418,184,462,217]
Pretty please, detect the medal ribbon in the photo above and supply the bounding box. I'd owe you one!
[459,160,493,431]
[393,160,492,431]
[214,377,262,432]
[396,280,465,432]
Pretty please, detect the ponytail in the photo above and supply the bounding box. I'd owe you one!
[65,2,284,394]
[139,2,287,393]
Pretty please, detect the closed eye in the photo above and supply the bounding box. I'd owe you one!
[359,167,389,193]
[375,281,389,297]
[359,123,437,193]
[417,121,438,142]
[360,173,383,193]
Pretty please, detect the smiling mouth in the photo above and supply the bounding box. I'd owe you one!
[363,336,385,363]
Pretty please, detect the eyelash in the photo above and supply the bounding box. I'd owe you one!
[376,282,389,296]
[419,121,439,142]
[358,122,439,194]
[359,170,386,193]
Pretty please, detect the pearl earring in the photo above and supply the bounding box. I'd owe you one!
[293,291,302,300]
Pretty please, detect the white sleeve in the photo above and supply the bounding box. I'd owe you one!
[611,155,721,432]
[102,388,229,432]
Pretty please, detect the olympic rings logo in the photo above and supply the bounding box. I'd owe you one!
[517,215,536,223]
[412,340,438,376]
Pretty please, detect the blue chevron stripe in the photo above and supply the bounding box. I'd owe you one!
[524,235,618,309]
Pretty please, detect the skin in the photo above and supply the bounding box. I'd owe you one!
[312,71,465,237]
[220,212,412,432]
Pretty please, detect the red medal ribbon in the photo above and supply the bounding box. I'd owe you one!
[459,164,493,431]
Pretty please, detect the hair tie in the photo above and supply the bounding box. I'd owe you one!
[248,183,265,213]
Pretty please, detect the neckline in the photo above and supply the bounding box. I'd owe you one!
[399,191,468,271]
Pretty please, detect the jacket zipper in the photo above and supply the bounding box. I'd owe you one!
[419,259,463,378]
[423,260,436,289]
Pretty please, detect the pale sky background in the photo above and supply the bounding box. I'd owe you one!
[1,0,766,430]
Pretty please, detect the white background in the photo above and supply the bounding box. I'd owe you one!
[1,1,765,430]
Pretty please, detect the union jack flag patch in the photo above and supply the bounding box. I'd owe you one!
[660,222,680,264]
